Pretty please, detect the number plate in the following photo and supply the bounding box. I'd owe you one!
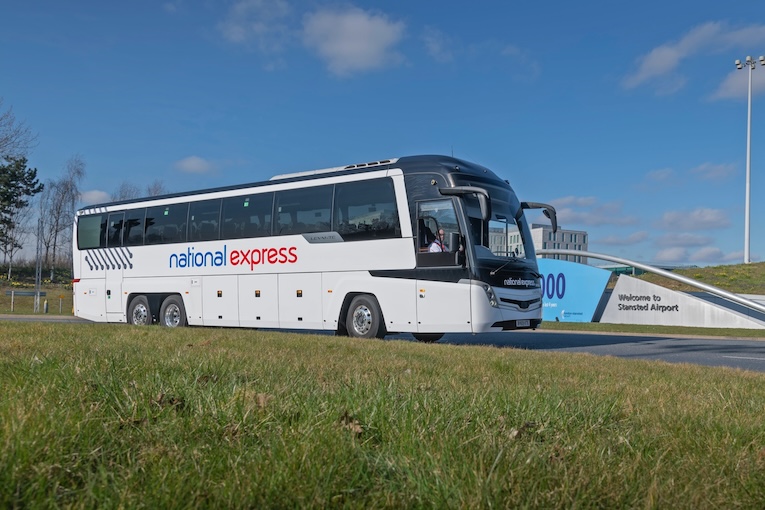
[516,319,530,328]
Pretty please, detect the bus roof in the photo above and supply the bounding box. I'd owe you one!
[77,155,505,212]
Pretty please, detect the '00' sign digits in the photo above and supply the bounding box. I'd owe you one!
[540,273,565,299]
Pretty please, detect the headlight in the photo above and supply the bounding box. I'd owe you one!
[483,284,499,308]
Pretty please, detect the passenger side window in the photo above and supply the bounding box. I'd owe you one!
[145,203,189,245]
[221,193,273,239]
[77,214,107,250]
[107,212,124,247]
[275,186,332,235]
[188,199,221,242]
[333,178,400,241]
[124,208,145,246]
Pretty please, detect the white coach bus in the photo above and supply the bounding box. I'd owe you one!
[73,155,556,342]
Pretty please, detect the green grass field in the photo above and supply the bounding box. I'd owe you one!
[2,322,765,508]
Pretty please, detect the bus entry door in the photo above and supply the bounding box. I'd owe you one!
[105,265,123,320]
[105,212,126,320]
[415,201,472,334]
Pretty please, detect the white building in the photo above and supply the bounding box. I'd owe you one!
[489,223,589,264]
[530,223,588,264]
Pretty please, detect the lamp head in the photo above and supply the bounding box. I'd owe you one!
[760,56,765,65]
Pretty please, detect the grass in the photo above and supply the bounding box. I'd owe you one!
[2,322,765,508]
[636,261,765,295]
[0,287,72,315]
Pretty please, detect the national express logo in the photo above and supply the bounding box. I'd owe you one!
[503,277,537,288]
[169,245,298,270]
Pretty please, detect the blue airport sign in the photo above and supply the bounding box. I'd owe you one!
[537,258,611,322]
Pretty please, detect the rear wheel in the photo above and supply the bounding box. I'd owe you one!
[413,333,444,343]
[159,295,187,328]
[127,295,152,325]
[346,295,386,339]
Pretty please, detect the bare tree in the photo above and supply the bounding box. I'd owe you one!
[0,98,37,158]
[38,183,59,269]
[112,179,168,200]
[146,179,168,197]
[111,181,141,201]
[39,155,85,280]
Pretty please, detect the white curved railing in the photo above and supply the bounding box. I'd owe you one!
[536,249,765,315]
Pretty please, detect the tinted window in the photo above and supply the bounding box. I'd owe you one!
[145,203,188,245]
[221,193,273,239]
[275,186,332,236]
[77,214,106,249]
[189,199,221,242]
[107,212,124,247]
[333,178,400,241]
[124,208,145,246]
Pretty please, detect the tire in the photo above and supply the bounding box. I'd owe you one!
[413,333,444,343]
[345,295,386,339]
[127,295,152,325]
[159,295,187,328]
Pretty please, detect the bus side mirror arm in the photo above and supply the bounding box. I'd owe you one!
[520,202,558,233]
[439,186,492,221]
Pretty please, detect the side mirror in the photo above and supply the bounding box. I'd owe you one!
[448,232,460,253]
[521,202,558,233]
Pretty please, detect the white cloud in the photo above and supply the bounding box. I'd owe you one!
[656,208,730,231]
[174,156,216,174]
[422,27,453,63]
[710,67,765,100]
[549,196,638,227]
[646,168,674,182]
[654,233,711,247]
[163,1,183,13]
[689,162,736,180]
[551,196,598,208]
[685,247,750,265]
[653,247,688,263]
[623,22,765,95]
[596,231,649,246]
[80,190,111,206]
[302,7,405,76]
[688,246,726,264]
[723,250,746,263]
[218,0,292,54]
[623,22,721,90]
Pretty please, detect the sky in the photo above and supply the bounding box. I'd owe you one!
[2,0,765,267]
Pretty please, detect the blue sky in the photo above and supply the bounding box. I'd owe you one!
[2,1,765,266]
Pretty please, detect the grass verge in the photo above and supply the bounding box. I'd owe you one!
[2,322,765,508]
[0,285,73,315]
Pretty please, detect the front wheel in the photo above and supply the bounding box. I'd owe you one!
[159,295,187,328]
[127,295,152,325]
[345,295,386,339]
[413,333,444,343]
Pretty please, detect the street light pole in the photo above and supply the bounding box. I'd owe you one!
[735,56,765,264]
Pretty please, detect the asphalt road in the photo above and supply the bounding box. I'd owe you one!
[2,315,765,373]
[436,330,765,373]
